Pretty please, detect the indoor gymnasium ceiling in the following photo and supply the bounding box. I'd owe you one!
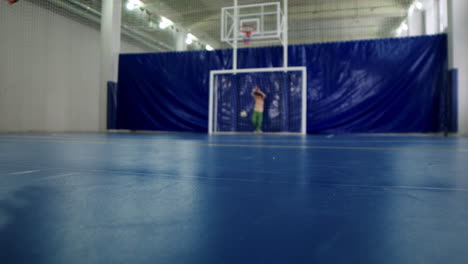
[138,0,412,47]
[28,0,415,51]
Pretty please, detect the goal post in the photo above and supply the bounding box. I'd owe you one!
[209,67,307,134]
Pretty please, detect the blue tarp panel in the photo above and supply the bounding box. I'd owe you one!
[107,81,118,130]
[117,34,449,133]
[448,69,458,133]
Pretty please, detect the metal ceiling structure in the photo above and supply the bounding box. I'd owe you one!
[153,0,410,42]
[135,0,414,50]
[26,0,421,52]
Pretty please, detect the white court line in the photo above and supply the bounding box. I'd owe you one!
[9,170,41,175]
[0,172,79,190]
[2,136,467,149]
[316,183,468,193]
[1,166,466,193]
[35,172,77,181]
[41,167,468,193]
[1,138,468,152]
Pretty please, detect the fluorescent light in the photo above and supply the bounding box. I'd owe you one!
[126,2,135,10]
[126,0,143,11]
[185,33,197,45]
[396,22,408,35]
[415,1,423,10]
[409,1,423,15]
[401,23,408,31]
[409,4,415,15]
[206,45,214,51]
[187,33,197,40]
[159,16,174,29]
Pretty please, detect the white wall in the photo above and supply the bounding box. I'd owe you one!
[448,0,468,135]
[439,0,448,32]
[121,40,149,54]
[0,1,149,132]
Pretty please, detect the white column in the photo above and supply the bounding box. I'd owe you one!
[424,0,437,34]
[409,9,425,36]
[283,0,288,68]
[448,0,468,135]
[439,0,448,32]
[176,29,187,51]
[100,0,122,131]
[233,0,238,71]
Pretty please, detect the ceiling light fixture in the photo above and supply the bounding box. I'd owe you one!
[126,0,143,11]
[415,1,423,10]
[401,23,408,31]
[186,33,197,45]
[159,16,174,29]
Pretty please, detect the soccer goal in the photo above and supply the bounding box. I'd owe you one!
[209,67,307,134]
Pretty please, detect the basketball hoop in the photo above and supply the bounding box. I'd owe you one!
[240,25,256,45]
[6,0,19,4]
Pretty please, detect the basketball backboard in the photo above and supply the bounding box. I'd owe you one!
[221,2,285,46]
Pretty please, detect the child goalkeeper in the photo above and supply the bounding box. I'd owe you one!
[251,87,266,133]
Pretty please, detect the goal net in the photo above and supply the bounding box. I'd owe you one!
[209,67,307,134]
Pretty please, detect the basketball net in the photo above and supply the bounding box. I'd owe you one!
[240,25,256,45]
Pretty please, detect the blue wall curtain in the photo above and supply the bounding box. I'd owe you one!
[116,34,449,133]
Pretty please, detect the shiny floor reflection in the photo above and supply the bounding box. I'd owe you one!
[0,133,468,264]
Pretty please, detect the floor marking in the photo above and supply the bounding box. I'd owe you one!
[1,165,467,193]
[9,170,41,175]
[1,138,468,152]
[35,172,77,182]
[314,183,468,192]
[203,143,468,152]
[212,139,468,144]
[0,173,79,190]
[8,167,467,193]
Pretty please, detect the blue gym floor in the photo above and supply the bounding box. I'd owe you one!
[1,133,468,264]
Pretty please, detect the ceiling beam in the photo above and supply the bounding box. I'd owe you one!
[288,4,407,22]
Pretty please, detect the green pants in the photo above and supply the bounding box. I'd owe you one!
[251,111,263,131]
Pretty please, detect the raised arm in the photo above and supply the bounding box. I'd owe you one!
[251,87,259,97]
[257,89,266,98]
[251,87,267,98]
